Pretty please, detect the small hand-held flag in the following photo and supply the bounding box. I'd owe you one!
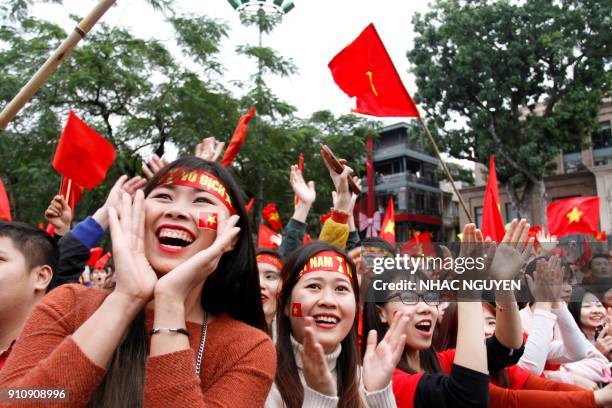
[0,177,11,221]
[60,177,84,212]
[52,111,116,190]
[262,202,283,231]
[328,23,420,117]
[198,212,218,231]
[294,153,304,207]
[481,155,505,242]
[379,196,396,245]
[547,196,600,238]
[220,106,256,167]
[258,223,282,249]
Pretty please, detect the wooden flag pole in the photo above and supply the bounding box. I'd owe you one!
[0,0,117,132]
[65,179,72,206]
[417,116,474,224]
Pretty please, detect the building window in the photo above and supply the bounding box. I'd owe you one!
[451,202,459,217]
[474,206,483,229]
[593,121,612,166]
[563,152,583,173]
[505,203,518,221]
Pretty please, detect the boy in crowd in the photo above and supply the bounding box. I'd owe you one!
[0,221,58,370]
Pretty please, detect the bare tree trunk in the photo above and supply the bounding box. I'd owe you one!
[535,179,548,227]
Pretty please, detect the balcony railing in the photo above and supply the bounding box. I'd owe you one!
[378,172,438,188]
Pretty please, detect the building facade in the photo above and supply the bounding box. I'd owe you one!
[459,99,612,235]
[361,122,459,242]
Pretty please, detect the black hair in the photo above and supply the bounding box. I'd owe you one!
[361,237,396,255]
[589,254,610,269]
[0,221,58,286]
[567,287,603,337]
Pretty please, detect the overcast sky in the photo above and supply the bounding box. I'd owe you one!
[31,0,472,168]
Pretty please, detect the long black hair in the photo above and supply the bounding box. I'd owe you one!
[90,156,265,407]
[274,241,363,408]
[361,267,442,374]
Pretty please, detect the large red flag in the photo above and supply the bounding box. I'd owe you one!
[262,202,283,231]
[0,177,11,221]
[379,196,396,245]
[481,155,505,242]
[220,106,256,167]
[52,111,116,189]
[547,196,600,238]
[258,224,281,249]
[60,177,84,212]
[328,23,420,117]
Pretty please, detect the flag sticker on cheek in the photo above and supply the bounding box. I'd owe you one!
[291,303,303,317]
[198,212,218,231]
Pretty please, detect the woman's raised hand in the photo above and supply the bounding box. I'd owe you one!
[154,214,241,302]
[194,136,225,162]
[142,154,169,180]
[300,317,337,397]
[108,191,157,305]
[489,219,534,281]
[362,311,409,392]
[290,164,316,206]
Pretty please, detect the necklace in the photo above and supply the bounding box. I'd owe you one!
[195,311,208,377]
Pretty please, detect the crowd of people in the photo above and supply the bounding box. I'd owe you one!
[0,137,611,407]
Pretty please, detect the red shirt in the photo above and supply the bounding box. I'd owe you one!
[0,340,15,371]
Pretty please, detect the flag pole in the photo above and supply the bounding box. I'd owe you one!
[65,179,72,206]
[0,0,117,132]
[417,116,474,224]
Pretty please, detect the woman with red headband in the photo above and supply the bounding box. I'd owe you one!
[267,241,408,407]
[0,156,275,407]
[257,248,284,338]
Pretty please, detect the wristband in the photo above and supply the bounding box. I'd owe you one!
[150,328,190,337]
[330,209,350,224]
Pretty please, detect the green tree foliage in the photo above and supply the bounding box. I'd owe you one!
[408,0,610,223]
[0,3,374,240]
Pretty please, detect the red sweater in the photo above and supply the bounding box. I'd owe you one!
[0,284,276,407]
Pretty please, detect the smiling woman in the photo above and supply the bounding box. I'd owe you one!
[0,156,276,408]
[268,241,407,408]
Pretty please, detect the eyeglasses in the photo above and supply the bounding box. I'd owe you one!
[388,292,440,306]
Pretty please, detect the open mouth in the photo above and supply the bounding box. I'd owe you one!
[414,319,433,336]
[312,314,340,329]
[157,226,195,252]
[261,293,269,303]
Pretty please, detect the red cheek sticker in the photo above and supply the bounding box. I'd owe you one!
[291,303,302,317]
[198,212,218,231]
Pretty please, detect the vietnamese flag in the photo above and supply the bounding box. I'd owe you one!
[481,155,505,242]
[220,106,256,167]
[258,223,281,249]
[595,231,607,241]
[0,177,11,221]
[379,196,395,245]
[60,177,84,212]
[262,202,283,231]
[291,303,302,317]
[328,23,420,117]
[547,196,600,238]
[52,111,116,190]
[198,212,218,231]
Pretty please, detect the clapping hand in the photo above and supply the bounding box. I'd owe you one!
[300,317,337,397]
[362,311,409,392]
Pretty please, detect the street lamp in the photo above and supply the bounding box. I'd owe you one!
[227,0,295,17]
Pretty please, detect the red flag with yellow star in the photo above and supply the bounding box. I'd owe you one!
[481,155,505,242]
[262,202,283,231]
[291,303,302,317]
[198,212,218,231]
[328,23,420,117]
[379,196,396,245]
[547,196,599,238]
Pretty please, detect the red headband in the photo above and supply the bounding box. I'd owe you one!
[297,250,353,280]
[156,168,236,215]
[257,253,283,271]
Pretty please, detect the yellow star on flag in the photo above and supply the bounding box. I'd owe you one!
[566,207,583,224]
[384,220,395,234]
[207,215,217,226]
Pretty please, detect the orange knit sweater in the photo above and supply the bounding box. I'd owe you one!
[0,284,276,407]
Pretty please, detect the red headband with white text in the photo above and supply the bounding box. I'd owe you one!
[257,253,283,272]
[156,168,236,215]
